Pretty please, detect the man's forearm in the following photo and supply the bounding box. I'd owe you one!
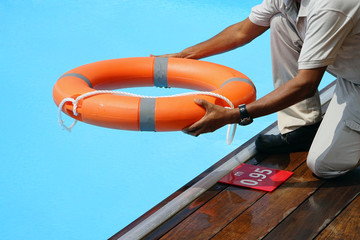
[246,68,326,120]
[179,18,269,59]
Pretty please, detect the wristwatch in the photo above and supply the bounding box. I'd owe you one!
[238,104,253,126]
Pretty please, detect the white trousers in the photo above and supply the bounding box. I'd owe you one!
[270,14,322,134]
[307,79,360,178]
[270,14,360,178]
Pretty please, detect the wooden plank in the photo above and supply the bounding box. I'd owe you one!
[212,161,324,240]
[254,152,306,170]
[160,186,264,240]
[262,167,360,240]
[315,194,360,240]
[143,183,227,239]
[159,152,307,240]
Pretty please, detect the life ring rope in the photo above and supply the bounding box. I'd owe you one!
[58,90,238,145]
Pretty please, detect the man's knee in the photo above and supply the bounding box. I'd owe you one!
[307,150,354,179]
[307,152,331,179]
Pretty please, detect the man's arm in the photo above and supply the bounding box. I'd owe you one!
[154,18,269,59]
[246,67,326,118]
[183,67,327,136]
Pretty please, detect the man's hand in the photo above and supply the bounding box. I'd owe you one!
[182,99,239,137]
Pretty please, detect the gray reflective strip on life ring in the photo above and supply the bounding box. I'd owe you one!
[220,77,256,91]
[58,73,93,88]
[154,57,168,88]
[139,98,156,131]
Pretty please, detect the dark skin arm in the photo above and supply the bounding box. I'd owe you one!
[183,67,327,137]
[152,18,269,59]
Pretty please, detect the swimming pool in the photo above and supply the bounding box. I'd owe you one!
[0,1,333,239]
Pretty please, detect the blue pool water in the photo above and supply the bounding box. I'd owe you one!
[0,1,333,239]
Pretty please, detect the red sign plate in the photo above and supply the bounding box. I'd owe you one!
[219,163,293,192]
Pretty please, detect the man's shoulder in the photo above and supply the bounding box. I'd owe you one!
[249,0,286,27]
[254,0,284,8]
[253,0,285,12]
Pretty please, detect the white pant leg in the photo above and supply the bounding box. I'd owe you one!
[270,14,322,134]
[307,79,360,179]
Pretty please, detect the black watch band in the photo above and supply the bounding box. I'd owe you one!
[238,104,253,126]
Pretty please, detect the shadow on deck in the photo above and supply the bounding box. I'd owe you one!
[110,82,360,240]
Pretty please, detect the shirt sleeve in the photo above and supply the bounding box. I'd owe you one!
[249,0,283,27]
[298,10,354,69]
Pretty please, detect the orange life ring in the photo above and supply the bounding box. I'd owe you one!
[53,57,256,131]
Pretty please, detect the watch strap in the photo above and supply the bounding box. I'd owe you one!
[238,104,253,126]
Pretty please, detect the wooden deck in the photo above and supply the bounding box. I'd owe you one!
[110,83,360,240]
